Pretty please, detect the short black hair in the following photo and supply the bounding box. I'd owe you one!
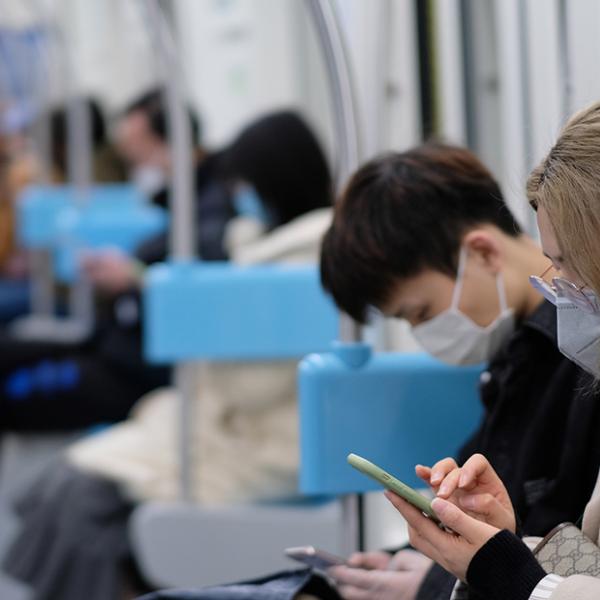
[123,88,201,144]
[221,110,332,227]
[320,143,522,323]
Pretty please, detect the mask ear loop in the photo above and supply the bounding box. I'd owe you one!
[452,247,509,314]
[495,268,509,312]
[450,247,468,310]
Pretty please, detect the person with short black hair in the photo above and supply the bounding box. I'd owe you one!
[321,143,520,324]
[320,144,600,600]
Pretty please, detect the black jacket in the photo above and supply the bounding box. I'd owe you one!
[459,300,600,535]
[417,300,600,600]
[136,151,233,264]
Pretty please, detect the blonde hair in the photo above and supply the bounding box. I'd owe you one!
[527,101,600,295]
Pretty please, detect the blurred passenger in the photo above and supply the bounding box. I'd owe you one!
[82,88,232,295]
[114,89,176,199]
[319,145,600,600]
[2,110,333,600]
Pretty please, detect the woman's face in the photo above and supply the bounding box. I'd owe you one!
[536,205,582,286]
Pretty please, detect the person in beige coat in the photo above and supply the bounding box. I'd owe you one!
[68,206,332,506]
[383,102,600,599]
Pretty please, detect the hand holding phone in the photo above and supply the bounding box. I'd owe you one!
[347,453,441,525]
[284,545,346,570]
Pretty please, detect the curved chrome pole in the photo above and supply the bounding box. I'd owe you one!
[144,0,197,503]
[306,0,362,343]
[306,0,365,555]
[306,0,362,187]
[144,1,196,261]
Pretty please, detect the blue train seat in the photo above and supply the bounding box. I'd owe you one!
[18,183,158,247]
[299,343,484,495]
[17,184,167,282]
[144,262,339,362]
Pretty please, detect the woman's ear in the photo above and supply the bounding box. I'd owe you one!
[462,229,503,275]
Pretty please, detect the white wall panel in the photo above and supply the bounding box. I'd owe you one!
[525,0,564,166]
[567,0,600,113]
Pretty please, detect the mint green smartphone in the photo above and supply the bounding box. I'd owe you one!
[347,453,440,524]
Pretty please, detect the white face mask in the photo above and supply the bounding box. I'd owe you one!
[132,165,167,198]
[412,248,515,366]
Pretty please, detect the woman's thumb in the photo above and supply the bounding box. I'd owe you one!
[431,497,490,543]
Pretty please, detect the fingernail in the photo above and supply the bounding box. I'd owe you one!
[438,484,449,496]
[459,473,468,487]
[431,497,448,515]
[431,473,441,484]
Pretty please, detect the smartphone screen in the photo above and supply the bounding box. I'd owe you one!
[285,545,346,570]
[347,453,440,524]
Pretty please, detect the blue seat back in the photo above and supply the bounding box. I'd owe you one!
[17,184,167,282]
[17,185,71,248]
[299,343,483,494]
[143,262,339,362]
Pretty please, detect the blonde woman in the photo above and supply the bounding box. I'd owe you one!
[385,101,600,599]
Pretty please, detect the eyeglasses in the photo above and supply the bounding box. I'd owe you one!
[529,264,599,313]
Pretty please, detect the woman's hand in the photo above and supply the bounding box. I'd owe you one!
[416,454,516,532]
[385,492,500,582]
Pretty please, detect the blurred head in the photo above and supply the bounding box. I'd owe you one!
[320,144,539,342]
[221,110,332,228]
[116,89,201,173]
[527,101,600,295]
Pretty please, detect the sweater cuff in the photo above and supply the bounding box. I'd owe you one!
[529,574,564,600]
[466,530,546,600]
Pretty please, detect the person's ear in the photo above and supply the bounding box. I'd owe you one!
[462,230,503,275]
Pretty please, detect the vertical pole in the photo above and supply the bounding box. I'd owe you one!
[557,0,572,122]
[305,0,362,345]
[66,96,94,332]
[145,0,197,502]
[306,0,364,551]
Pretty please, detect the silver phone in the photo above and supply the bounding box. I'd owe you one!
[284,545,346,570]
